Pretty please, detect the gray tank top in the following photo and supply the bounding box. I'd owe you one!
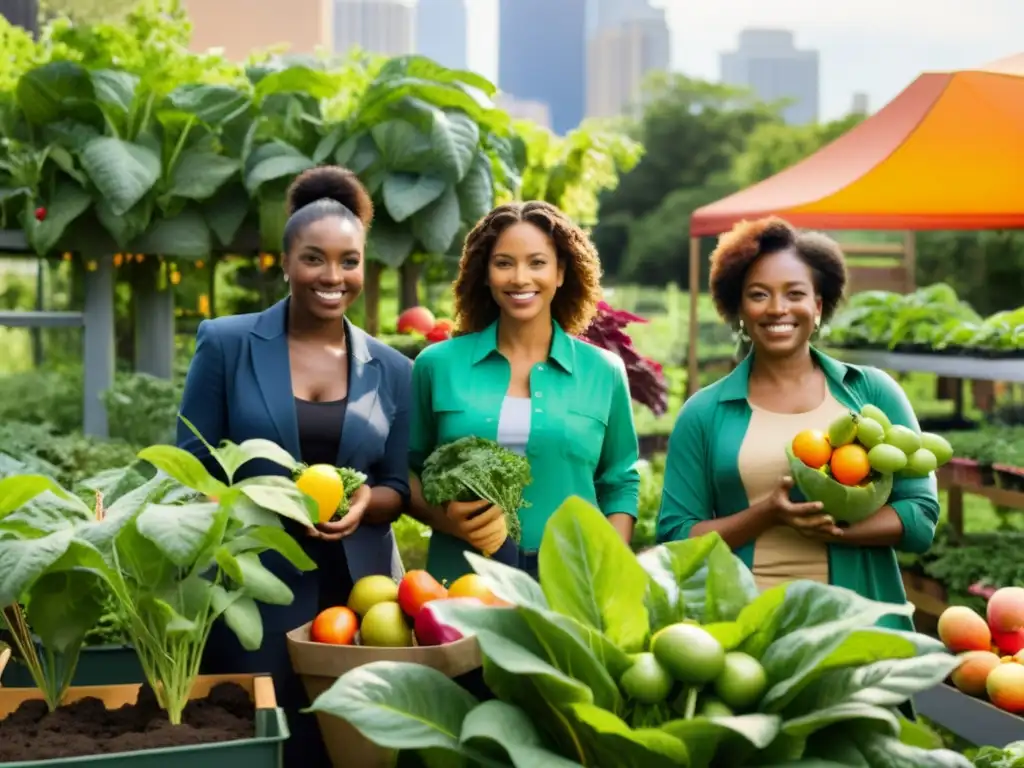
[496,396,532,456]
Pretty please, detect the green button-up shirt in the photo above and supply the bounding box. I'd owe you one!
[409,320,641,583]
[656,347,939,631]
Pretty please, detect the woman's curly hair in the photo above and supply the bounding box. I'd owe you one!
[453,201,603,335]
[708,216,848,326]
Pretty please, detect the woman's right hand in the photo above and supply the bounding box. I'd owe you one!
[766,477,843,539]
[446,500,508,554]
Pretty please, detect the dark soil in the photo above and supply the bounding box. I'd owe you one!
[0,682,254,763]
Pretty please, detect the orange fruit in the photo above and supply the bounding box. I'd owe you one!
[448,574,508,606]
[792,429,832,469]
[830,443,871,486]
[310,606,359,645]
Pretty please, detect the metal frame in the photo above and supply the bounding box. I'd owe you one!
[915,683,1024,748]
[830,348,1024,383]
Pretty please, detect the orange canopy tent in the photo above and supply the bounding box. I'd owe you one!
[684,53,1024,394]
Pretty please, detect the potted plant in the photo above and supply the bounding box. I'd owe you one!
[306,496,973,766]
[0,422,319,764]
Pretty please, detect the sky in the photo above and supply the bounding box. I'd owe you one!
[465,0,1024,120]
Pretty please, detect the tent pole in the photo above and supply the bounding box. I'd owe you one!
[903,230,917,291]
[687,236,700,399]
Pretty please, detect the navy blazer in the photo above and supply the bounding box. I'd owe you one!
[176,298,410,585]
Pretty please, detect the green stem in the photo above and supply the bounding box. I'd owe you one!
[683,685,699,720]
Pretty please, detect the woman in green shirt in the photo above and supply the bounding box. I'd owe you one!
[656,217,939,629]
[408,201,641,583]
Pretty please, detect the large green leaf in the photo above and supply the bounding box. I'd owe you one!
[770,581,912,640]
[308,660,478,755]
[367,219,416,268]
[97,196,152,249]
[806,721,972,767]
[376,56,498,98]
[79,137,161,216]
[16,61,94,125]
[460,700,579,766]
[431,599,593,707]
[244,140,314,194]
[226,526,317,572]
[457,153,494,223]
[760,626,920,712]
[25,570,106,654]
[136,445,227,497]
[569,703,689,767]
[164,84,251,126]
[638,533,719,631]
[214,588,263,650]
[90,70,138,117]
[411,185,462,254]
[254,65,339,102]
[232,552,294,605]
[0,528,77,606]
[660,712,782,768]
[370,119,435,171]
[30,180,91,254]
[463,551,548,609]
[702,584,786,654]
[786,652,958,715]
[702,538,760,623]
[0,475,76,518]
[382,173,447,223]
[167,149,240,201]
[335,133,380,174]
[430,109,480,182]
[135,502,219,567]
[132,206,211,258]
[537,496,649,652]
[203,182,250,247]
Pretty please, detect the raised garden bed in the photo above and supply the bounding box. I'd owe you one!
[1,644,142,688]
[0,674,287,767]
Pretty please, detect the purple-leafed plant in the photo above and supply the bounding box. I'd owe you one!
[580,301,669,416]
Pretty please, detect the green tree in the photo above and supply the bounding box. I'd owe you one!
[40,0,136,23]
[592,73,779,285]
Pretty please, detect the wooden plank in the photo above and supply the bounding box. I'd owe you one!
[847,265,909,293]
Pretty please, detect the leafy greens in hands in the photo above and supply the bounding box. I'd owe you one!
[420,436,531,544]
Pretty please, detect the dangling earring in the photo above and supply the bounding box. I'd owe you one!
[737,320,751,343]
[813,315,821,337]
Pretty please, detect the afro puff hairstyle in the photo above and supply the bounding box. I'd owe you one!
[282,165,373,252]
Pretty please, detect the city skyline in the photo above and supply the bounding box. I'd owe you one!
[467,0,1024,121]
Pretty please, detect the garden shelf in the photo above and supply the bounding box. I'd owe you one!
[829,349,1024,381]
[915,683,1024,749]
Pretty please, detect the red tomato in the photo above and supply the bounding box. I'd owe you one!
[397,570,448,618]
[310,606,358,645]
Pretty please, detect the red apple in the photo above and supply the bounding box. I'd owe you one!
[425,325,451,344]
[397,306,436,335]
[433,318,454,334]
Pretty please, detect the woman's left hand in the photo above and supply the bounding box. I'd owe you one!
[315,484,372,541]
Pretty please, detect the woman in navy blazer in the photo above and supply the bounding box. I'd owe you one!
[176,165,411,767]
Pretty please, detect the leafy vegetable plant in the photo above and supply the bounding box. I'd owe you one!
[308,496,973,767]
[0,419,319,724]
[420,436,531,545]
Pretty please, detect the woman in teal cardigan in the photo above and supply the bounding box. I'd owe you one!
[408,201,641,584]
[656,217,939,629]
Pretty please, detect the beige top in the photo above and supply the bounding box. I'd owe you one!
[740,390,849,590]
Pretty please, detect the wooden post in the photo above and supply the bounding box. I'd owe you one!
[903,230,917,292]
[687,236,700,399]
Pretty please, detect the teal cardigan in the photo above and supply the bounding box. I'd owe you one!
[656,348,939,629]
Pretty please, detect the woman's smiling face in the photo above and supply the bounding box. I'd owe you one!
[487,221,564,325]
[284,215,365,321]
[739,248,822,357]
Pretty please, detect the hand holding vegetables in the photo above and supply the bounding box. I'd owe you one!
[446,499,508,555]
[420,436,532,549]
[316,483,372,540]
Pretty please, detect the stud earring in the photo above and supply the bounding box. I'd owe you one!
[283,274,289,283]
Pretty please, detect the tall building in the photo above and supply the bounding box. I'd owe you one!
[0,0,37,35]
[416,0,467,70]
[182,0,332,59]
[334,0,415,57]
[498,0,587,135]
[720,29,819,125]
[585,1,670,119]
